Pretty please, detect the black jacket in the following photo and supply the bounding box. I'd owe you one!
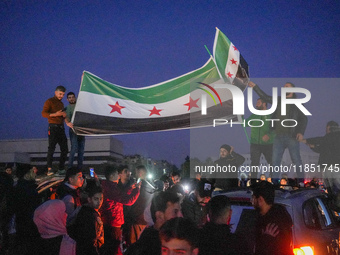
[306,129,340,166]
[200,223,252,255]
[56,182,81,209]
[124,226,160,255]
[13,179,41,237]
[72,205,104,255]
[124,179,154,226]
[255,204,293,255]
[212,152,245,190]
[253,84,308,137]
[182,192,208,227]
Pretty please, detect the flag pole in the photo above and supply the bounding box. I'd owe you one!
[241,116,250,144]
[204,44,224,81]
[204,45,212,56]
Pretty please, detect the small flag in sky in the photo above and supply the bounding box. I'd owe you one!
[72,28,249,135]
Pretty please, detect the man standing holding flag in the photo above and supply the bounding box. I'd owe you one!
[65,92,85,170]
[248,81,307,181]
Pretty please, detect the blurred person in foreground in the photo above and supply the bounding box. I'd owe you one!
[199,195,251,255]
[159,217,199,255]
[125,191,182,255]
[251,181,293,255]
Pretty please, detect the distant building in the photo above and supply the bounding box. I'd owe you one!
[123,154,173,179]
[0,136,124,173]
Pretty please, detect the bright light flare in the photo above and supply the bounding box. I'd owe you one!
[293,246,314,255]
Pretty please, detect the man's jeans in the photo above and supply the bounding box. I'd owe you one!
[250,143,273,166]
[68,129,85,169]
[250,143,273,181]
[272,134,303,179]
[47,124,68,170]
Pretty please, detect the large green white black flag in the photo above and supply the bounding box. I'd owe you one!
[72,28,249,135]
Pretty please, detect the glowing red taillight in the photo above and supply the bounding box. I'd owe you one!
[293,246,314,255]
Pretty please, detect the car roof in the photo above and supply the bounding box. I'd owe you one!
[215,188,327,206]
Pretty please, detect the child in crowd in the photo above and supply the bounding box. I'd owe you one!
[71,184,104,255]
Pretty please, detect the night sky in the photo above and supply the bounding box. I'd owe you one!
[1,1,340,167]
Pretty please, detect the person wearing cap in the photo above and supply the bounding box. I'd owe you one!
[212,144,245,191]
[181,180,213,227]
[42,85,69,175]
[56,166,84,223]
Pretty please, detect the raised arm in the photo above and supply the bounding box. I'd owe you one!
[248,81,273,104]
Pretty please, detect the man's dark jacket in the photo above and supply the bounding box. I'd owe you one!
[255,204,293,255]
[253,84,308,137]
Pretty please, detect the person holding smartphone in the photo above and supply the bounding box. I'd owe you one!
[123,165,155,247]
[41,85,68,176]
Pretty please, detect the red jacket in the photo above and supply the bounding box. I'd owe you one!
[100,180,140,227]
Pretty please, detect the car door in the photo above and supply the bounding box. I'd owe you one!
[294,196,340,255]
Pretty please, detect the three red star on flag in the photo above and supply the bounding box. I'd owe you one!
[184,97,199,111]
[109,101,125,114]
[108,97,201,116]
[227,72,233,78]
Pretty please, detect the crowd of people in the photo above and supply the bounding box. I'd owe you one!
[0,161,302,255]
[1,82,339,255]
